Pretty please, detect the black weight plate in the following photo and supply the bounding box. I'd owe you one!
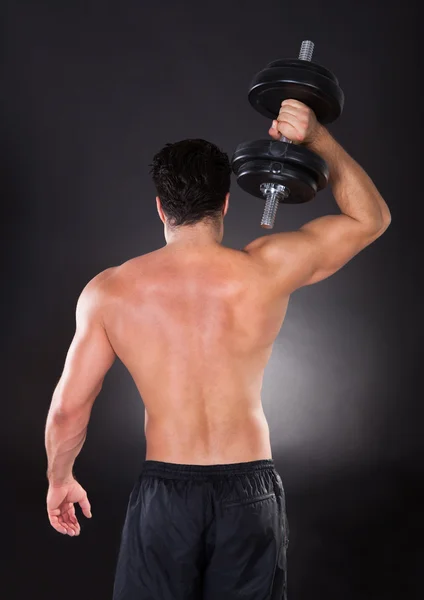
[233,139,329,187]
[236,160,317,203]
[232,139,329,203]
[248,59,344,124]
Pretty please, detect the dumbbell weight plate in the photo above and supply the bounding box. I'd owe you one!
[232,139,329,203]
[248,59,344,124]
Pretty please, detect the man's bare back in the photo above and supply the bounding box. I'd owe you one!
[103,243,287,465]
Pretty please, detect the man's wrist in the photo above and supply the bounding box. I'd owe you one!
[305,125,345,183]
[305,124,331,151]
[47,469,74,487]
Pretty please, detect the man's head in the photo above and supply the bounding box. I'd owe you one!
[150,139,231,244]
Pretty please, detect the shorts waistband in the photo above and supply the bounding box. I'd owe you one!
[140,459,275,480]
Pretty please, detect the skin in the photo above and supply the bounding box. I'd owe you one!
[45,100,391,535]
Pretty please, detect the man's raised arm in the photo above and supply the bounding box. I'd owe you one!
[245,100,391,291]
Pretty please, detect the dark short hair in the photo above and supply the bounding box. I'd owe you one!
[150,139,231,227]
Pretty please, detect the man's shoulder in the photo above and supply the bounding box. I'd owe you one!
[88,252,156,288]
[85,267,119,292]
[76,267,118,313]
[92,252,160,294]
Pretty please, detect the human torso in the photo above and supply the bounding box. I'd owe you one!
[102,243,289,465]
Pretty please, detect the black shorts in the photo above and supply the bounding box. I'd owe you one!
[113,459,289,600]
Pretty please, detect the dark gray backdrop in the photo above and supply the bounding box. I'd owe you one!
[2,1,422,598]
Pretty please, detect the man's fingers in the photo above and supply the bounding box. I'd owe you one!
[78,494,92,518]
[49,515,68,535]
[276,119,303,143]
[270,112,304,143]
[278,109,308,130]
[67,504,79,526]
[59,514,76,536]
[281,98,308,110]
[64,510,80,536]
[65,505,80,533]
[278,105,303,120]
[269,121,281,140]
[53,512,77,536]
[269,128,281,140]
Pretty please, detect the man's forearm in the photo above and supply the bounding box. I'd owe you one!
[45,403,90,486]
[307,126,391,228]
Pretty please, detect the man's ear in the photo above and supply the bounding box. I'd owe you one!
[156,196,166,224]
[223,193,230,216]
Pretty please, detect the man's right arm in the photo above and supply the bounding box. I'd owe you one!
[245,100,391,291]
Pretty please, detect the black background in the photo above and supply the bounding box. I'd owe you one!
[2,1,423,598]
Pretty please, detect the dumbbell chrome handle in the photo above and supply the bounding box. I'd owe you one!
[298,39,315,61]
[260,40,315,228]
[260,184,290,229]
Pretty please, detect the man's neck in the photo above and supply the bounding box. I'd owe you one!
[166,238,222,248]
[165,224,222,247]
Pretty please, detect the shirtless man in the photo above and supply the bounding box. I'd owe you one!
[45,99,391,600]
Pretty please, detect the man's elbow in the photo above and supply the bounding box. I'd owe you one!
[49,389,100,423]
[364,208,391,241]
[380,205,392,231]
[48,403,82,425]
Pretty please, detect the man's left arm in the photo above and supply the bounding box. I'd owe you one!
[45,270,116,534]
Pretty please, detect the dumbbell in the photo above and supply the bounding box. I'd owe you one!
[232,40,344,228]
